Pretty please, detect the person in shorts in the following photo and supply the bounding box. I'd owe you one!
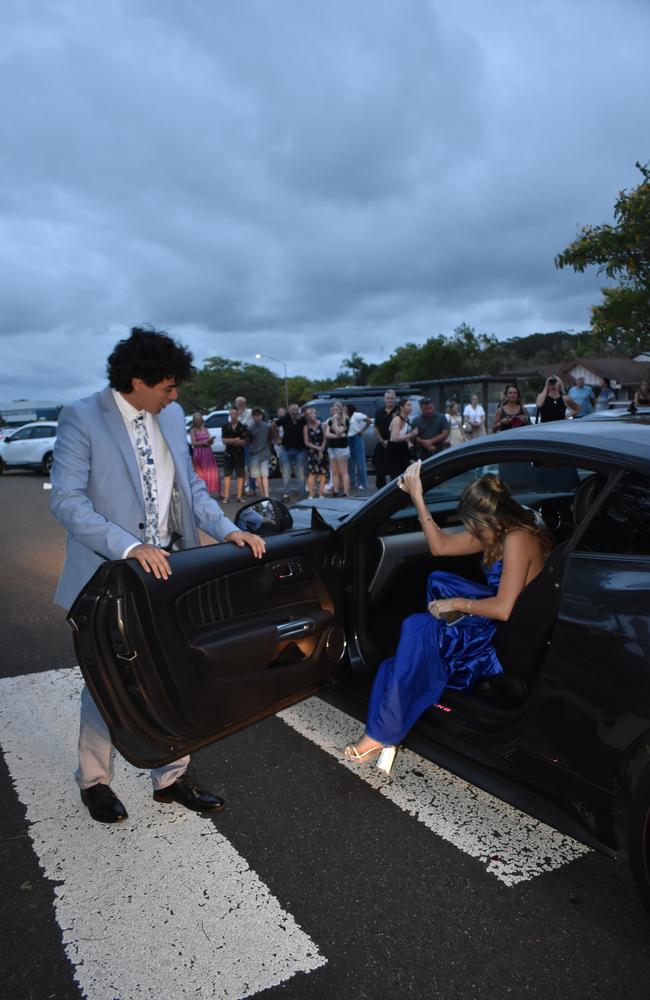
[222,406,247,501]
[247,407,273,498]
[325,402,351,496]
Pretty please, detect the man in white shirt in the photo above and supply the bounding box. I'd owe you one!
[52,328,265,824]
[346,404,372,489]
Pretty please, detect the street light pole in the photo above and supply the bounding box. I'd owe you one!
[255,353,289,409]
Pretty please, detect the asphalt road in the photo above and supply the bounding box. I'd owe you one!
[1,471,650,1000]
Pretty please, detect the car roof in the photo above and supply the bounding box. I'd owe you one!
[459,417,650,466]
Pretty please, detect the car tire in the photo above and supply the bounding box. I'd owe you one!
[0,458,4,475]
[627,769,650,914]
[41,452,53,476]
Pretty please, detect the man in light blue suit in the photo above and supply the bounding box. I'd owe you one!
[52,328,265,824]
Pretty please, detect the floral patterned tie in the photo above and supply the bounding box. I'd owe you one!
[133,413,160,546]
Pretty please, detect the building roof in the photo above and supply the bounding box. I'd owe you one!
[523,357,649,387]
[0,400,62,424]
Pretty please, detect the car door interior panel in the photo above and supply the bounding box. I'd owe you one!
[70,532,343,768]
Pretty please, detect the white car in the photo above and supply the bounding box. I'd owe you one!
[0,421,58,475]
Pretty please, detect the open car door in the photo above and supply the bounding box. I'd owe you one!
[69,530,345,768]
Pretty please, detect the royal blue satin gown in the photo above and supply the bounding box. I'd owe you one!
[366,562,504,746]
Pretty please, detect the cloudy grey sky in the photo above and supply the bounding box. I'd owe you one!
[2,0,649,403]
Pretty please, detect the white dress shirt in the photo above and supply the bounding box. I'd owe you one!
[112,389,175,555]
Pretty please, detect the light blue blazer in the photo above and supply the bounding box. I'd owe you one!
[51,386,238,609]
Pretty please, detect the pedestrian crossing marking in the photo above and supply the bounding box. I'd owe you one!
[0,668,325,1000]
[278,698,590,886]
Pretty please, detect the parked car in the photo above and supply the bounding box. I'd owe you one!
[580,408,650,423]
[606,400,636,411]
[70,417,650,911]
[0,421,57,475]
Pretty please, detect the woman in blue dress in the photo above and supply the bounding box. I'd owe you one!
[345,463,551,774]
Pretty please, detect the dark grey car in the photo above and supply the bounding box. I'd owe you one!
[69,418,650,912]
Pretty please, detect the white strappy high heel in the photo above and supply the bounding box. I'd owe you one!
[343,742,398,775]
[344,742,382,762]
[376,746,397,775]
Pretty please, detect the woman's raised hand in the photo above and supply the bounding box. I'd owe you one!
[398,459,423,497]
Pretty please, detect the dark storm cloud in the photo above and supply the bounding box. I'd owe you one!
[1,0,649,401]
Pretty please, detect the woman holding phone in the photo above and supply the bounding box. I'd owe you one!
[536,376,579,423]
[344,462,551,774]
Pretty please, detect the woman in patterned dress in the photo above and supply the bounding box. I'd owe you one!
[303,406,328,498]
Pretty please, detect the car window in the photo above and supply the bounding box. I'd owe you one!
[384,461,589,535]
[355,400,379,418]
[577,473,650,556]
[30,425,56,439]
[7,427,33,441]
[423,462,582,504]
[204,412,228,428]
[309,402,333,421]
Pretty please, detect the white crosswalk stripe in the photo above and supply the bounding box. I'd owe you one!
[278,699,590,886]
[0,667,592,999]
[0,668,326,1000]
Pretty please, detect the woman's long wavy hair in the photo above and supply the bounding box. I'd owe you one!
[457,474,552,565]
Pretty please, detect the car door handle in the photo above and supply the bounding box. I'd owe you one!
[114,595,138,662]
[276,619,314,639]
[273,561,298,580]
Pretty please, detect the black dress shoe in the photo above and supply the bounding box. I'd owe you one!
[80,783,128,824]
[153,775,225,812]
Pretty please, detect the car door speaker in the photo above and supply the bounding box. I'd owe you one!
[325,625,346,663]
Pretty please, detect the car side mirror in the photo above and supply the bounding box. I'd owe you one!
[234,497,294,535]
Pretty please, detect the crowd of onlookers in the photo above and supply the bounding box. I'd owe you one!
[188,374,650,501]
[189,394,378,501]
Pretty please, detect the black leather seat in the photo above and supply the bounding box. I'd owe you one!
[440,543,568,715]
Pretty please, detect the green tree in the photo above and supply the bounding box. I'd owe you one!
[555,161,650,353]
[340,351,375,385]
[367,325,500,384]
[285,375,315,406]
[177,357,281,413]
[367,342,423,383]
[310,375,348,392]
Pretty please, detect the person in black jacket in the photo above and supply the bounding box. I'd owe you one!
[373,390,397,488]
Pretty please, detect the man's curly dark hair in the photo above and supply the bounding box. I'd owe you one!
[107,327,195,392]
